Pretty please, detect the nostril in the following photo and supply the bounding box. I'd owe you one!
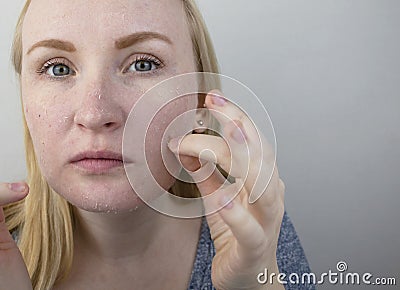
[105,122,113,128]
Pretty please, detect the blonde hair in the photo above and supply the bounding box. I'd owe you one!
[5,0,220,289]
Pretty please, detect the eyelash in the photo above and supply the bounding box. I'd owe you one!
[125,54,163,73]
[36,58,72,78]
[35,54,164,80]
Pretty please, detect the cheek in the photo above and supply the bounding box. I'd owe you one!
[23,96,73,178]
[143,96,197,188]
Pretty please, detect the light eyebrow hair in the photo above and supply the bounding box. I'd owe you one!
[27,31,173,55]
[115,31,173,49]
[27,39,76,55]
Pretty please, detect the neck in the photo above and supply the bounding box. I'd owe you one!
[56,203,202,290]
[72,202,202,263]
[73,204,166,261]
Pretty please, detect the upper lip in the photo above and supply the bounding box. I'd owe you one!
[70,150,125,163]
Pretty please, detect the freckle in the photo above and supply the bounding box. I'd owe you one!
[38,114,41,118]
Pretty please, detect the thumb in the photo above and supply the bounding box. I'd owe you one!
[0,182,29,207]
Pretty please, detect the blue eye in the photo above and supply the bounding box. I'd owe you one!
[132,60,154,72]
[47,64,71,77]
[37,59,75,78]
[127,55,162,73]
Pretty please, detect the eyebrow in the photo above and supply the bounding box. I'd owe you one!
[115,31,173,49]
[27,39,76,55]
[27,31,172,55]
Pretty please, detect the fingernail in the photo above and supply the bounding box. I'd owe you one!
[168,138,180,152]
[220,195,234,209]
[231,122,247,144]
[8,182,26,193]
[211,94,226,106]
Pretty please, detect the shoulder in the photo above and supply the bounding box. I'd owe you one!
[187,217,215,290]
[276,211,316,289]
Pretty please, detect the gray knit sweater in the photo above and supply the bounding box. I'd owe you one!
[187,211,315,290]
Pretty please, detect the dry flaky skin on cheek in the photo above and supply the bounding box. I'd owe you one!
[20,0,197,212]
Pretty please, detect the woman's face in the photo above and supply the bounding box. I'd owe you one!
[21,0,197,212]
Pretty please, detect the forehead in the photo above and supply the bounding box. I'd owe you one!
[22,0,187,51]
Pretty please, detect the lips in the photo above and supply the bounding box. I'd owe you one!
[70,150,127,174]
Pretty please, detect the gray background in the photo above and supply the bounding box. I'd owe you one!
[1,1,399,289]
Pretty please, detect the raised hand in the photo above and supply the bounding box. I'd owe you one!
[169,91,285,290]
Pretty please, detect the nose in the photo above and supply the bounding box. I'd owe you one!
[74,80,124,133]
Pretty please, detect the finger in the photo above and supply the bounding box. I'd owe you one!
[169,130,250,180]
[168,134,232,174]
[205,91,276,203]
[0,182,29,206]
[246,166,285,233]
[168,134,232,198]
[201,91,283,236]
[195,169,231,232]
[251,165,283,210]
[217,193,268,261]
[205,89,275,163]
[195,167,227,197]
[205,90,259,146]
[247,158,276,205]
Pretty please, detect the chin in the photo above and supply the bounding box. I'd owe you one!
[70,187,144,213]
[44,166,176,213]
[49,174,144,213]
